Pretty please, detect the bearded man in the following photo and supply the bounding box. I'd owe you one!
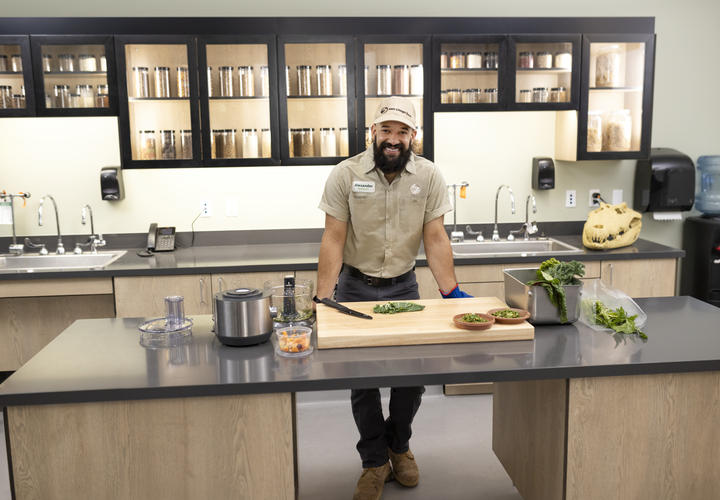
[316,96,471,500]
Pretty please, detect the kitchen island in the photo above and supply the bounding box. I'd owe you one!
[1,296,718,500]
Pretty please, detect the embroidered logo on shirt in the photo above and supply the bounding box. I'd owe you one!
[352,180,376,193]
[410,184,421,195]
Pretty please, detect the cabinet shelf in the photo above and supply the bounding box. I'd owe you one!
[286,95,347,99]
[516,68,571,73]
[589,86,642,92]
[128,97,190,102]
[0,71,23,75]
[43,71,107,76]
[366,94,423,99]
[209,96,269,101]
[441,68,497,73]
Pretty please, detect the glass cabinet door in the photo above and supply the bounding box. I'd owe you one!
[509,35,580,110]
[579,34,654,159]
[360,38,430,158]
[199,36,279,164]
[434,36,507,110]
[31,35,116,116]
[279,37,355,164]
[0,36,34,116]
[117,36,200,167]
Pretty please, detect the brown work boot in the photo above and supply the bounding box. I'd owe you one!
[388,448,419,487]
[352,462,393,500]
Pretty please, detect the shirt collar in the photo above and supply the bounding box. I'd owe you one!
[360,147,417,175]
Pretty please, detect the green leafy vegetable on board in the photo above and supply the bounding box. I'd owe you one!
[461,313,488,323]
[591,300,647,339]
[373,302,425,314]
[490,309,520,319]
[526,258,585,323]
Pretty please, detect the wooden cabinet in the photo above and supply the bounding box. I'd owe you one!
[114,274,212,317]
[600,258,677,297]
[0,278,114,371]
[212,271,291,294]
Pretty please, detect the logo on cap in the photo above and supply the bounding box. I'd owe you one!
[380,107,389,114]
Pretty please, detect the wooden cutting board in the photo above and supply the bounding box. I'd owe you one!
[316,297,534,349]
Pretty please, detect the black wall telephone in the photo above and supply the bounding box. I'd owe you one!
[138,223,176,257]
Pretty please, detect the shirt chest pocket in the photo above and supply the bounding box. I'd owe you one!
[349,191,382,220]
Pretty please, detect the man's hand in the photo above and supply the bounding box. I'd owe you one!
[440,284,473,299]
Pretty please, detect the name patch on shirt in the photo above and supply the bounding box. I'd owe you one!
[352,180,375,193]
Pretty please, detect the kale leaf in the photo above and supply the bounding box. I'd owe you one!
[592,301,647,339]
[373,302,425,314]
[526,258,586,323]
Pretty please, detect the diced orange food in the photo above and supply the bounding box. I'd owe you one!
[278,331,310,353]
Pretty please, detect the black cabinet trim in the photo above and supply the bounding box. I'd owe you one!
[0,35,35,117]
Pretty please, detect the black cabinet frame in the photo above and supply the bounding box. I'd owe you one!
[30,35,117,117]
[197,35,281,167]
[577,33,655,160]
[115,35,203,169]
[0,35,35,117]
[432,35,510,112]
[506,33,581,111]
[356,35,433,161]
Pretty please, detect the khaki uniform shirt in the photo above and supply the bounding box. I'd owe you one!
[319,148,452,278]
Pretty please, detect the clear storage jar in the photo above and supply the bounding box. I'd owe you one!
[365,127,372,149]
[224,129,238,158]
[696,155,720,215]
[297,65,312,96]
[338,127,349,156]
[53,84,70,108]
[376,65,392,95]
[207,66,213,97]
[301,128,314,157]
[180,130,192,159]
[160,130,176,160]
[238,66,254,97]
[319,128,336,157]
[410,64,423,95]
[466,53,482,68]
[139,130,156,160]
[10,54,22,72]
[177,67,190,98]
[518,52,533,69]
[78,54,97,72]
[154,66,170,98]
[285,66,290,96]
[440,52,449,69]
[450,52,465,69]
[535,51,552,69]
[260,65,270,97]
[392,65,410,95]
[0,55,8,72]
[132,67,149,98]
[290,128,301,157]
[532,87,548,103]
[69,93,81,108]
[484,88,498,103]
[447,88,461,104]
[42,54,52,72]
[242,128,259,158]
[554,52,572,69]
[549,86,567,103]
[364,65,369,95]
[261,128,271,158]
[76,84,94,108]
[518,89,532,103]
[95,93,109,108]
[316,65,332,96]
[0,86,12,109]
[603,109,631,151]
[440,90,449,104]
[338,64,347,96]
[58,54,75,72]
[12,94,25,109]
[461,88,480,103]
[219,66,234,97]
[586,111,603,152]
[595,46,623,87]
[484,52,498,69]
[412,126,423,155]
[100,55,107,72]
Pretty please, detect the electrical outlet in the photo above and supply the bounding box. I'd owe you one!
[200,200,212,217]
[589,189,601,207]
[565,190,577,208]
[612,189,623,204]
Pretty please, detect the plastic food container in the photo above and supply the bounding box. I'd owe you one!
[275,326,313,357]
[504,268,582,324]
[578,279,647,332]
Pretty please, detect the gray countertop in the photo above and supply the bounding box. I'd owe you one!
[0,235,684,280]
[1,296,717,407]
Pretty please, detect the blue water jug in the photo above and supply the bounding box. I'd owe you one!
[696,155,720,215]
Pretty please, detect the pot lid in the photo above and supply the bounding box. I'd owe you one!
[222,288,263,300]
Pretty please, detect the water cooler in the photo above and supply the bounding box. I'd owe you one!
[681,216,720,307]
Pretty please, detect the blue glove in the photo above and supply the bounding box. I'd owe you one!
[441,284,473,298]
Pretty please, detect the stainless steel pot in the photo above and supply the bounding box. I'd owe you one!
[214,288,272,346]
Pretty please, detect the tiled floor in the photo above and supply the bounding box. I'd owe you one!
[0,387,522,500]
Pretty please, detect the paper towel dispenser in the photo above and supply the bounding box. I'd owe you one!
[634,148,694,213]
[100,166,124,201]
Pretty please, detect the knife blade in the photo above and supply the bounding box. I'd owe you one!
[314,296,373,320]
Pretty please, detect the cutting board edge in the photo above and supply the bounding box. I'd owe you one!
[317,328,535,349]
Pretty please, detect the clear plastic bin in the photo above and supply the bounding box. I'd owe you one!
[578,279,647,332]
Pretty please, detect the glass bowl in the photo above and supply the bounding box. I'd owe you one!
[274,325,313,357]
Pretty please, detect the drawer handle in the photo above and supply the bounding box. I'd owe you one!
[199,277,206,304]
[217,277,224,293]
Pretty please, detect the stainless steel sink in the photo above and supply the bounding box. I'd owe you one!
[0,250,127,272]
[451,238,583,257]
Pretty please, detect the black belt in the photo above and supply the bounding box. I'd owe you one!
[344,265,414,287]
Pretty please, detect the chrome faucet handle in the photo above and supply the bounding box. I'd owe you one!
[450,231,464,243]
[465,225,484,242]
[24,238,48,255]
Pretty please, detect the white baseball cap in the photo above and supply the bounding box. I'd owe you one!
[372,96,417,130]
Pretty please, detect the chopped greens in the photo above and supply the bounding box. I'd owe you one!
[591,300,647,339]
[526,258,585,323]
[461,313,488,323]
[373,302,425,314]
[491,309,520,319]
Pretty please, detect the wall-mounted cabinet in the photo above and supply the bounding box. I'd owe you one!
[30,35,117,117]
[358,36,432,159]
[198,36,281,166]
[556,33,655,161]
[0,35,34,117]
[278,36,356,165]
[115,35,202,168]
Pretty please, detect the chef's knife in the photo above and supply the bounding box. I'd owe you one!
[313,296,373,320]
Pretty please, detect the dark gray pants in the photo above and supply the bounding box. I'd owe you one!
[336,267,425,468]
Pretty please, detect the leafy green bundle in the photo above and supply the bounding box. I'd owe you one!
[592,301,647,339]
[461,313,488,323]
[373,302,425,314]
[526,258,585,323]
[491,309,520,319]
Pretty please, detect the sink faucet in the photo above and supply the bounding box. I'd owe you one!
[38,195,65,255]
[492,185,516,241]
[510,195,539,240]
[1,191,31,255]
[75,204,106,254]
[448,182,469,242]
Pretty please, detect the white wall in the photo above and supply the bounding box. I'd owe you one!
[1,0,719,249]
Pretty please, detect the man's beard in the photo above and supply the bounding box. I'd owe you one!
[373,139,412,174]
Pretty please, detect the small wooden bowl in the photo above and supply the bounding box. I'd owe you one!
[453,313,495,331]
[487,307,531,324]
